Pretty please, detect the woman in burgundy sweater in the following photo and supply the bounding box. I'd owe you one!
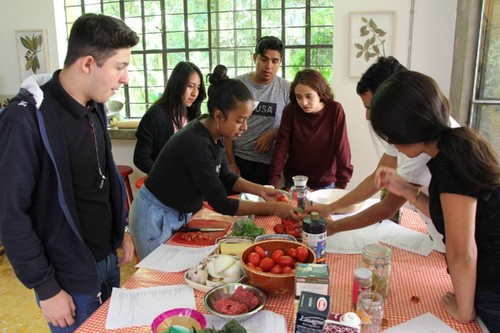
[269,69,353,190]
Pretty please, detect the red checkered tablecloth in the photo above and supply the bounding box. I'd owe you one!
[76,208,482,332]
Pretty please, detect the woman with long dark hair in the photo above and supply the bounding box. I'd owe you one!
[269,69,353,190]
[129,65,299,259]
[134,61,206,173]
[371,70,500,331]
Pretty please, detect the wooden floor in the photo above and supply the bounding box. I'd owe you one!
[0,249,136,332]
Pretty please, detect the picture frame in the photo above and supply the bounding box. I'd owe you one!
[349,11,395,79]
[15,29,49,81]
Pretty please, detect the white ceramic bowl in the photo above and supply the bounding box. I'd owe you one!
[307,189,364,214]
[203,283,266,321]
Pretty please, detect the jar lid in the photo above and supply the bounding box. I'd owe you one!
[292,175,308,186]
[362,243,392,260]
[354,267,372,279]
[341,312,361,327]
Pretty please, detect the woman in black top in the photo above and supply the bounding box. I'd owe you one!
[371,70,500,331]
[133,61,206,173]
[129,65,299,260]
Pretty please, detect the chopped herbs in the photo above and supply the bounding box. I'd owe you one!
[230,217,265,239]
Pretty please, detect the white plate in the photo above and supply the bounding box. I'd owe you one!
[239,193,264,202]
[307,189,364,214]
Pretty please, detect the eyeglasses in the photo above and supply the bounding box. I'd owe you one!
[86,109,107,189]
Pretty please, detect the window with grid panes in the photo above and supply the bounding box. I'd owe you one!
[64,0,334,118]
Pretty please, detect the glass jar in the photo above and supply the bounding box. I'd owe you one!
[352,267,372,307]
[359,244,392,298]
[356,290,384,333]
[289,175,311,210]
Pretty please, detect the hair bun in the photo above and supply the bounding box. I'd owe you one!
[207,64,229,85]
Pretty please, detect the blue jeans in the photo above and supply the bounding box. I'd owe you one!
[475,287,500,333]
[37,251,120,333]
[129,185,192,260]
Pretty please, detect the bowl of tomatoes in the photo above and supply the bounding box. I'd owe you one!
[240,240,315,295]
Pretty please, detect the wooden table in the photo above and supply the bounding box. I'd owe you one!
[76,207,482,332]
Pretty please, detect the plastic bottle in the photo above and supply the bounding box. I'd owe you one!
[289,175,311,210]
[352,267,372,307]
[301,211,327,263]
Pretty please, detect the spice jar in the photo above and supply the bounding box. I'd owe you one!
[289,175,311,210]
[358,244,392,298]
[301,211,327,263]
[352,267,372,307]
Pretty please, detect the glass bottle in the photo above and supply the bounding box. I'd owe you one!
[301,211,327,263]
[289,175,311,210]
[358,244,392,298]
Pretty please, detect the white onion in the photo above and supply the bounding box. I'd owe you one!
[210,255,242,280]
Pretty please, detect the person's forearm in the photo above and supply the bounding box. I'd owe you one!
[447,250,477,322]
[398,184,431,218]
[267,128,279,140]
[327,193,406,236]
[236,200,277,216]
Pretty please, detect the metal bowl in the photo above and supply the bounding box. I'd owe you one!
[203,283,266,321]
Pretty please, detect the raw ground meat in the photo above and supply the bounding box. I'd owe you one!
[213,299,249,315]
[230,286,259,311]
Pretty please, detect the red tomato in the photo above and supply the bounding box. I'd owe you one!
[277,194,289,203]
[254,245,266,258]
[246,262,256,269]
[276,255,293,267]
[273,224,285,234]
[247,252,261,266]
[271,249,284,262]
[255,266,263,272]
[270,264,282,274]
[287,248,297,258]
[295,246,309,263]
[259,257,275,272]
[281,266,293,274]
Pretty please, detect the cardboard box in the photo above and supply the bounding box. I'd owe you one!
[294,291,330,333]
[295,263,330,304]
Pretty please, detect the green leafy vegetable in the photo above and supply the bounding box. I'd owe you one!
[195,319,247,333]
[230,217,265,239]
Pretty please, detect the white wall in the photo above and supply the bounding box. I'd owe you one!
[333,0,457,189]
[0,0,64,94]
[0,0,457,194]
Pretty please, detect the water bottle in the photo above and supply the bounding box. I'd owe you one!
[289,175,311,210]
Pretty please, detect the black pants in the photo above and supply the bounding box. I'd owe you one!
[235,156,270,185]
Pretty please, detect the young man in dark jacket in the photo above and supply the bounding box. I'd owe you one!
[0,14,139,332]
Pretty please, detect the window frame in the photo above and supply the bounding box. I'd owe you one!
[64,0,334,118]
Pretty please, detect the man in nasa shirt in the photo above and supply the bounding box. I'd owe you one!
[225,36,290,185]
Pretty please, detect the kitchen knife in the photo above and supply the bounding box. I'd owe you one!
[177,227,227,232]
